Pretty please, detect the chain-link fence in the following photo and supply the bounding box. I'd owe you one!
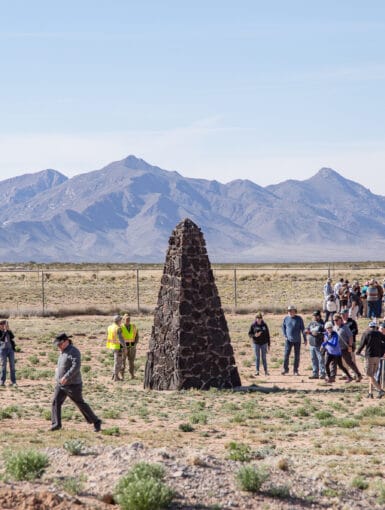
[1,263,385,316]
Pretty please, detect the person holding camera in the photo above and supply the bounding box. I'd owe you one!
[248,312,270,376]
[305,310,326,379]
[0,319,17,387]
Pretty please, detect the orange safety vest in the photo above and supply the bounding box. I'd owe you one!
[121,323,137,343]
[106,323,121,350]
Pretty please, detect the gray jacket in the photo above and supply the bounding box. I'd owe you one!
[55,343,82,385]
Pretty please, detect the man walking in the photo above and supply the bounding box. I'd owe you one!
[282,305,306,376]
[51,333,101,432]
[357,321,385,398]
[121,313,139,379]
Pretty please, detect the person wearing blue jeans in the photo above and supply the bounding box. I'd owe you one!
[248,312,270,376]
[282,305,306,375]
[0,319,17,386]
[305,310,326,379]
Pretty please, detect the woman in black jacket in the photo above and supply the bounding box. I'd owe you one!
[0,319,17,386]
[248,312,270,376]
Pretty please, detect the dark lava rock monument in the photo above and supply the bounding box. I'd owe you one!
[144,218,241,390]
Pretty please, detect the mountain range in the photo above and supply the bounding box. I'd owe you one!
[1,155,385,263]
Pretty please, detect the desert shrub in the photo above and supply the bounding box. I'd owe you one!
[226,442,252,462]
[268,485,291,499]
[102,426,120,436]
[58,475,86,495]
[315,410,333,420]
[235,465,269,492]
[28,355,39,365]
[277,457,290,471]
[114,462,174,510]
[4,449,49,480]
[0,405,21,420]
[179,423,194,432]
[351,476,369,490]
[63,439,85,456]
[254,445,276,459]
[358,406,385,418]
[189,411,208,425]
[102,408,121,419]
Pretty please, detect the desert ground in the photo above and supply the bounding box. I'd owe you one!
[0,263,385,509]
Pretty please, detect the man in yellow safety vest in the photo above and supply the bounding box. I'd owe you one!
[106,315,126,381]
[121,313,139,378]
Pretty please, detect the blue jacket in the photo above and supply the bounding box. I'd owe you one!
[282,315,306,343]
[322,331,341,356]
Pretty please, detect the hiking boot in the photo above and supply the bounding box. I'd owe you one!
[255,371,259,376]
[366,393,374,398]
[355,375,362,383]
[319,374,326,379]
[281,370,289,375]
[264,371,269,376]
[50,425,62,431]
[94,419,102,432]
[378,390,385,399]
[345,377,353,383]
[308,375,319,379]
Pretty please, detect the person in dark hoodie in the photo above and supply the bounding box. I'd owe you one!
[248,312,270,376]
[356,321,385,399]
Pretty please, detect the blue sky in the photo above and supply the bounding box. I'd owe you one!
[1,0,385,190]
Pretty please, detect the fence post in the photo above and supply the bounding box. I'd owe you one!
[136,267,140,312]
[233,267,237,309]
[328,263,331,279]
[41,271,45,316]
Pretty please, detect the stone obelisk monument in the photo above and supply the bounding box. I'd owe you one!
[144,218,241,390]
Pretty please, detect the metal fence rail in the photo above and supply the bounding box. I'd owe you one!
[1,263,385,316]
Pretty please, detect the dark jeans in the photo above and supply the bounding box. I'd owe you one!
[367,300,381,318]
[51,383,99,428]
[0,346,16,384]
[325,353,351,379]
[253,342,268,373]
[341,349,362,378]
[283,340,301,373]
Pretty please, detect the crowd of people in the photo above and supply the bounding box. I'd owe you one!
[248,276,385,399]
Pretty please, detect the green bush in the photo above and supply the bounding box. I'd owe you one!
[101,426,120,436]
[4,450,49,481]
[114,462,174,510]
[351,476,369,490]
[58,475,86,495]
[226,442,252,462]
[235,465,269,492]
[268,484,291,499]
[179,423,194,432]
[63,439,85,456]
[0,405,21,420]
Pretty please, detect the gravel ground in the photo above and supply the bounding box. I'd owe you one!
[0,441,382,510]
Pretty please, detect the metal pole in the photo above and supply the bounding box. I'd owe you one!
[234,268,237,309]
[136,267,140,312]
[328,263,331,279]
[41,271,45,316]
